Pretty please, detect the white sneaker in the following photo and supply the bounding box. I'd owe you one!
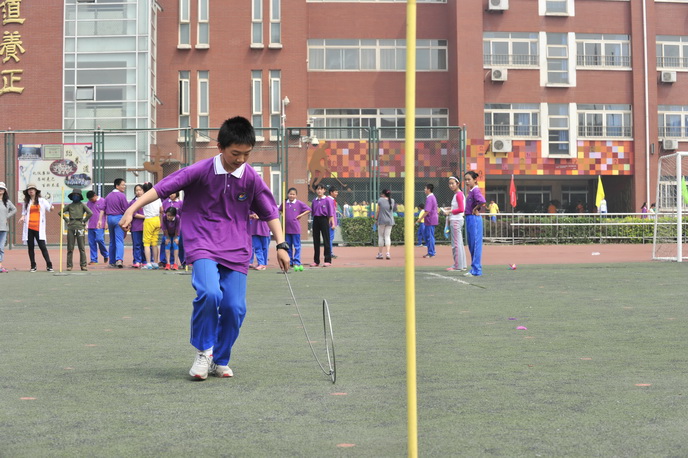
[210,362,233,378]
[189,352,212,380]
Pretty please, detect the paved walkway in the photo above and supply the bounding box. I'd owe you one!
[0,242,655,273]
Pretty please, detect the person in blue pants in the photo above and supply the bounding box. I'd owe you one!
[463,171,486,277]
[422,184,438,258]
[98,178,128,268]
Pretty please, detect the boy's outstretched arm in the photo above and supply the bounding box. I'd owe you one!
[267,218,290,272]
[120,188,160,231]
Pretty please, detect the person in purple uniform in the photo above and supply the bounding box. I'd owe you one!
[310,184,335,267]
[121,116,289,381]
[248,212,270,270]
[85,190,108,265]
[278,187,311,268]
[129,184,146,268]
[422,183,438,258]
[464,170,486,277]
[161,206,181,270]
[160,192,183,266]
[98,178,128,268]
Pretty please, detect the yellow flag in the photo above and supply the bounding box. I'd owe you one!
[595,175,605,208]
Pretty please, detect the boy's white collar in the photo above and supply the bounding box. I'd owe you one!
[214,154,246,178]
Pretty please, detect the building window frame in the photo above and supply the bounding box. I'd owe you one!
[539,0,574,16]
[269,0,282,48]
[484,104,540,138]
[251,0,264,48]
[179,71,190,130]
[307,108,449,140]
[544,103,574,158]
[197,71,209,140]
[658,105,688,138]
[576,34,631,69]
[308,39,448,72]
[178,0,191,48]
[577,104,632,139]
[196,0,209,49]
[656,35,688,69]
[269,70,281,137]
[483,32,539,68]
[251,70,264,139]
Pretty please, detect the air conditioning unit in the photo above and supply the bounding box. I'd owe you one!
[488,0,509,11]
[491,68,508,82]
[661,71,677,83]
[662,139,679,150]
[492,138,512,153]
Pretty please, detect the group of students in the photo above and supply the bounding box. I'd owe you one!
[410,172,486,277]
[86,184,185,271]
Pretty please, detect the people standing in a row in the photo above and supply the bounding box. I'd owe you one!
[60,189,93,271]
[375,189,395,260]
[98,178,128,268]
[129,184,146,267]
[464,171,486,277]
[279,187,310,268]
[443,177,467,272]
[86,191,108,265]
[311,184,334,267]
[18,183,54,272]
[0,182,17,273]
[422,183,438,258]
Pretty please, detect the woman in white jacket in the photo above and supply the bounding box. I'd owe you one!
[18,183,54,272]
[0,181,18,273]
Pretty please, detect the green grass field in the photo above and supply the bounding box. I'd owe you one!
[1,262,687,456]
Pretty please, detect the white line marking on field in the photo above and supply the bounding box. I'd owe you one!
[424,272,472,285]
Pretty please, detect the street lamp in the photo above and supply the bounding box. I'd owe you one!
[281,96,290,128]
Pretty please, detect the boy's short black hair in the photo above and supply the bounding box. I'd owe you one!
[425,183,434,192]
[86,190,96,199]
[328,186,337,194]
[218,116,256,149]
[166,206,177,216]
[114,178,125,187]
[316,184,327,191]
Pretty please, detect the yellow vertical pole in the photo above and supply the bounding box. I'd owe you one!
[59,187,65,273]
[405,1,418,457]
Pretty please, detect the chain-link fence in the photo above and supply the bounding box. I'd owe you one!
[1,126,465,249]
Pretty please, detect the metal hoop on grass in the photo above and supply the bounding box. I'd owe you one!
[283,271,337,383]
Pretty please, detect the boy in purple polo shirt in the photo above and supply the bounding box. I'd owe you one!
[98,178,128,268]
[86,190,108,264]
[248,212,270,270]
[310,184,335,267]
[121,116,289,380]
[278,187,311,267]
[422,183,438,258]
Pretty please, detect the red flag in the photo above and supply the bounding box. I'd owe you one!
[509,174,517,208]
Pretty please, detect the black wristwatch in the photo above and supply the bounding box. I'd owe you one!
[276,242,289,251]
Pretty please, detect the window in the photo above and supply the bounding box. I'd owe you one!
[251,0,263,47]
[179,71,190,129]
[516,186,552,213]
[197,0,209,48]
[307,108,448,140]
[656,36,688,69]
[577,104,632,138]
[576,34,631,68]
[658,105,688,138]
[251,70,263,130]
[546,33,569,85]
[269,0,281,47]
[76,86,95,101]
[547,104,570,156]
[269,70,281,130]
[483,32,539,67]
[540,0,573,15]
[197,71,209,137]
[484,104,540,138]
[179,0,190,47]
[561,186,588,211]
[308,39,447,71]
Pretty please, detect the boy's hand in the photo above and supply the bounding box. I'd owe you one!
[276,249,290,272]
